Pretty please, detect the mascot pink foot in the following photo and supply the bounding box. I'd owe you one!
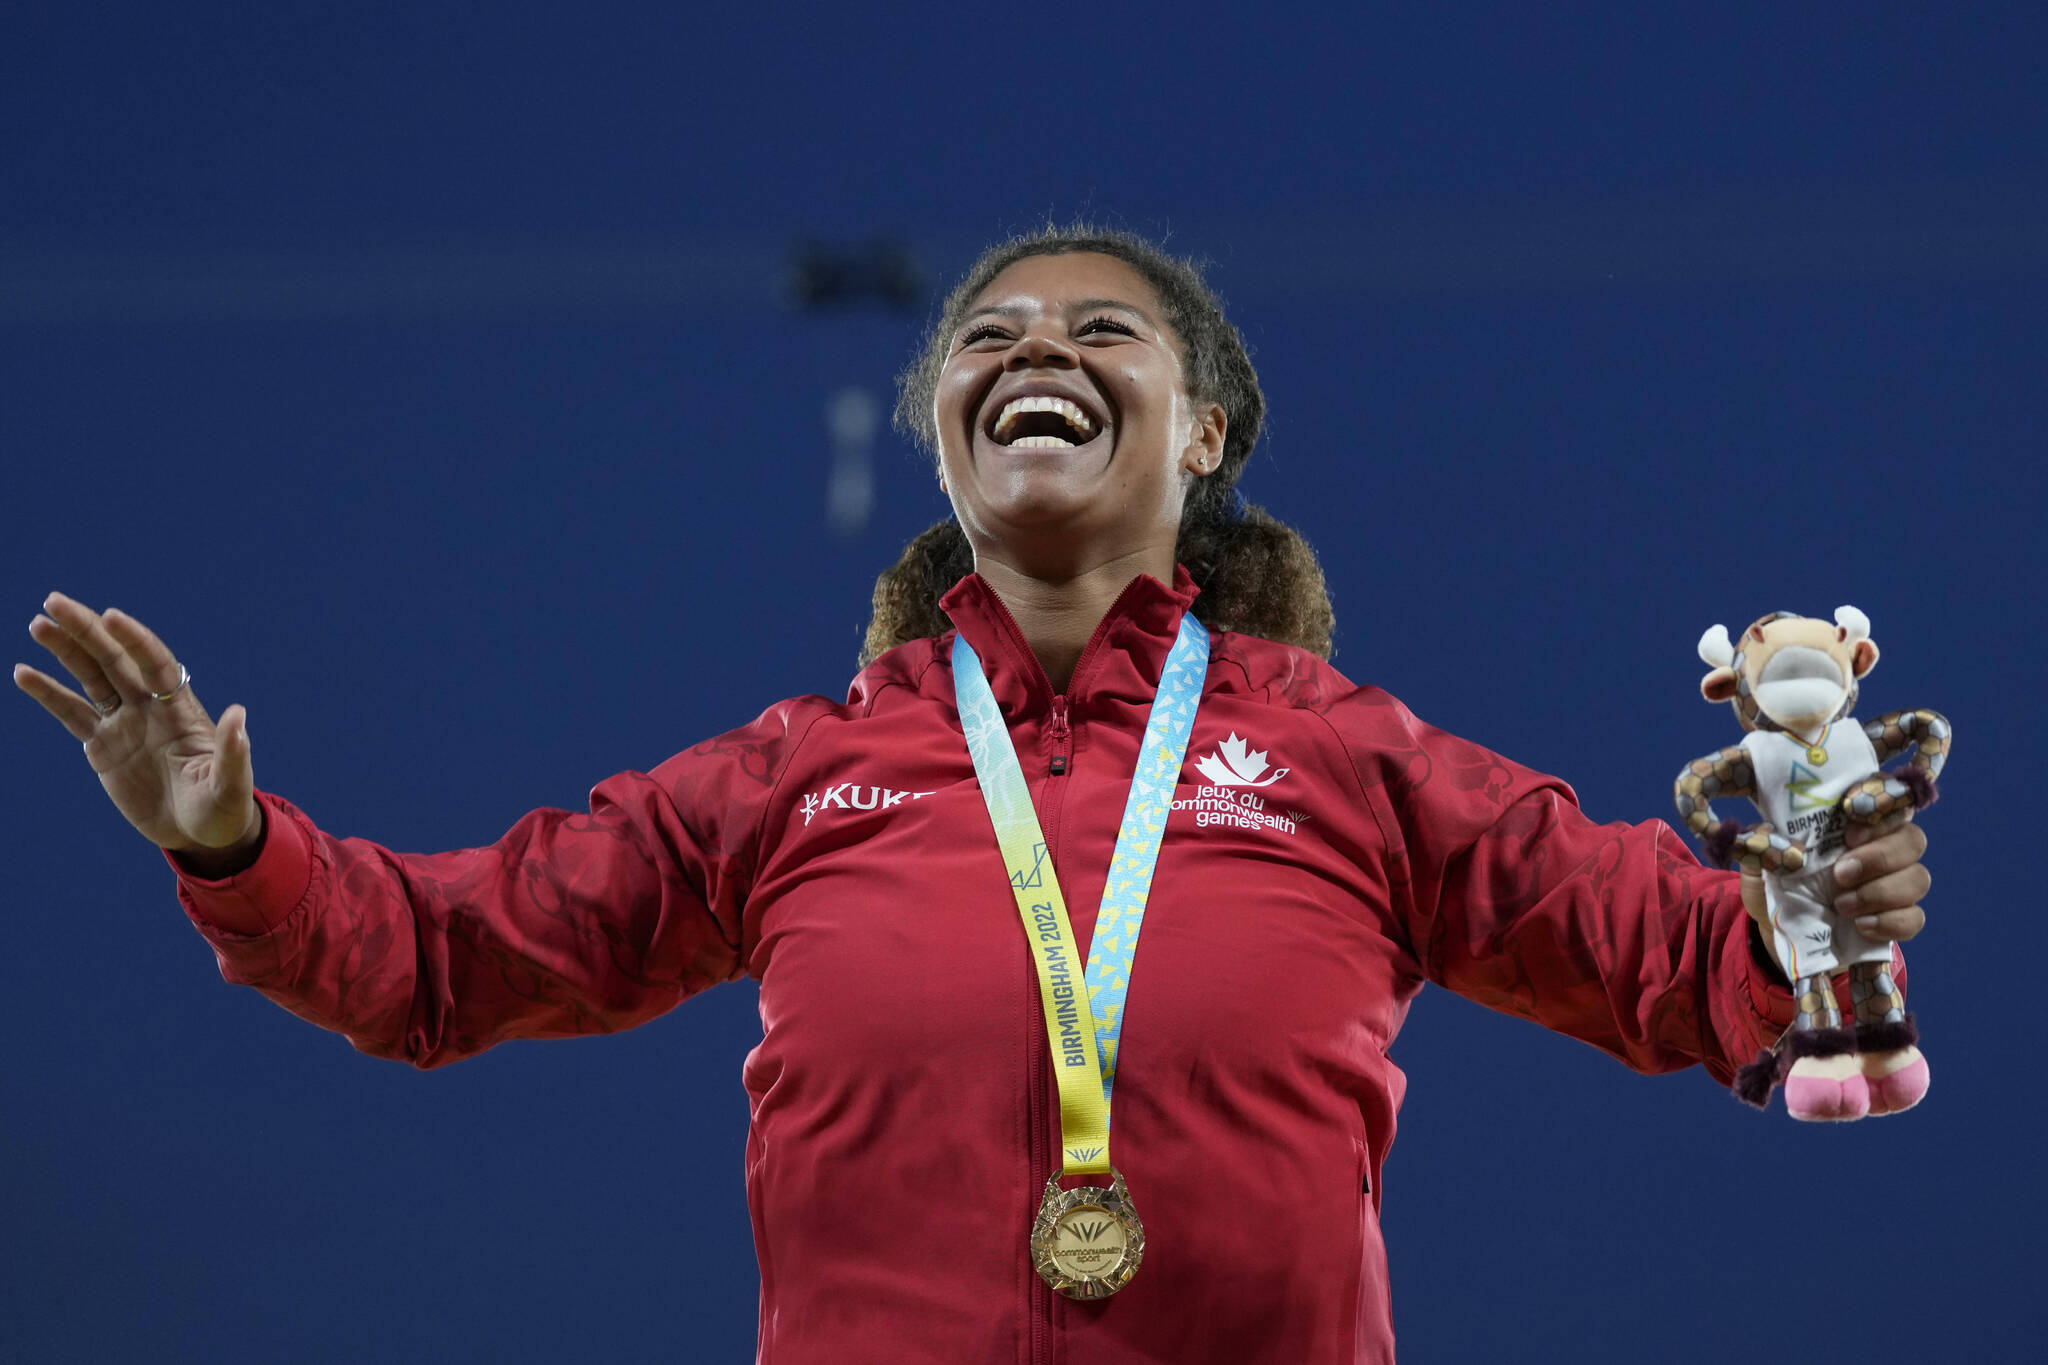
[1858,1018,1930,1116]
[1781,1031,1870,1122]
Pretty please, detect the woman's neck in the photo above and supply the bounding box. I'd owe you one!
[976,546,1175,694]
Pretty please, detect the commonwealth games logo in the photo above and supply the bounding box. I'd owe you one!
[1051,1204,1129,1275]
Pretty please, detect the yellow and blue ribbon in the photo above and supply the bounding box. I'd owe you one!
[953,614,1209,1176]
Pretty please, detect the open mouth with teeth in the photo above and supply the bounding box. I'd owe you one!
[988,395,1101,449]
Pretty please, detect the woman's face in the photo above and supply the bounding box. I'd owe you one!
[934,252,1225,571]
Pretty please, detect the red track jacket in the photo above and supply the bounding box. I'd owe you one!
[172,569,1817,1364]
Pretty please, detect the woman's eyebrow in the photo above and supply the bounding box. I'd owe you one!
[955,297,1157,329]
[958,303,1022,325]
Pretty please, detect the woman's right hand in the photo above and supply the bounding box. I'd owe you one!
[14,592,261,873]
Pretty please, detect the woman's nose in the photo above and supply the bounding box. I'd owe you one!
[1006,329,1078,369]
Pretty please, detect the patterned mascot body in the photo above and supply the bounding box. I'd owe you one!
[1674,606,1949,1122]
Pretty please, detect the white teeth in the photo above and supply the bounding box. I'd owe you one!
[1008,435,1076,449]
[990,394,1097,444]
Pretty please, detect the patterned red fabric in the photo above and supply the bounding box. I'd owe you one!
[171,568,1831,1364]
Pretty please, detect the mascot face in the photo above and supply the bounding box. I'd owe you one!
[1742,617,1858,731]
[1698,608,1879,734]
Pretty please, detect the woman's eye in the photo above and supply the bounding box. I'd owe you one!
[1077,316,1136,338]
[958,324,1009,345]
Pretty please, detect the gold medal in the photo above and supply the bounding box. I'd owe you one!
[1030,1167,1146,1300]
[1807,746,1828,765]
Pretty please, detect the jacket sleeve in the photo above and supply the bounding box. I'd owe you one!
[168,699,821,1069]
[1331,687,1899,1085]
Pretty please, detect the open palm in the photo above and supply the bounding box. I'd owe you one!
[14,592,257,855]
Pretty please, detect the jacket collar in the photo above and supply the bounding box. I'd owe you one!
[940,565,1201,719]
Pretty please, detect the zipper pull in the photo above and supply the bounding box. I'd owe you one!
[1048,696,1071,776]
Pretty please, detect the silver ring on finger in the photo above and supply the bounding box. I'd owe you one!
[149,663,191,704]
[90,693,123,718]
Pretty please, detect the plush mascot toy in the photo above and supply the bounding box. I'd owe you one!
[1674,607,1950,1121]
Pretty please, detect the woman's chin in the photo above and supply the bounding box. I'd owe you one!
[972,501,1101,547]
[967,468,1108,529]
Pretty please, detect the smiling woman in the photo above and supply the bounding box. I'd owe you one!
[866,226,1333,677]
[13,223,1938,1365]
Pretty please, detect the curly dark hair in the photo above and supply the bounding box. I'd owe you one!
[861,224,1334,667]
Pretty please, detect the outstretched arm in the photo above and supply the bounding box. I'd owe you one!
[159,774,759,1069]
[1334,690,1803,1086]
[17,592,791,1069]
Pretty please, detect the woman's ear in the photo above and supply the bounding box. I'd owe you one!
[1182,402,1228,474]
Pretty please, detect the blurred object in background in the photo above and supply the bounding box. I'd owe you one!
[784,239,927,312]
[825,385,880,534]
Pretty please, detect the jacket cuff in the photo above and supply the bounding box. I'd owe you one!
[166,791,314,938]
[1742,918,1799,1040]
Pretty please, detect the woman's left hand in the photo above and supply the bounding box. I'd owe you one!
[1834,810,1931,942]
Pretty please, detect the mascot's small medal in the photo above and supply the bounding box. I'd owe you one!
[1795,724,1831,765]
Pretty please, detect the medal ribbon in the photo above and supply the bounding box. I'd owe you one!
[953,613,1209,1176]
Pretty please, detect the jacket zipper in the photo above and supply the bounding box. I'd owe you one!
[1030,695,1071,1365]
[972,581,1142,1365]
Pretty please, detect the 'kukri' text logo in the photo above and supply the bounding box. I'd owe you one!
[799,783,936,825]
[1192,733,1289,788]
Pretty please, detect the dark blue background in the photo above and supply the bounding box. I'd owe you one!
[5,4,2041,1360]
